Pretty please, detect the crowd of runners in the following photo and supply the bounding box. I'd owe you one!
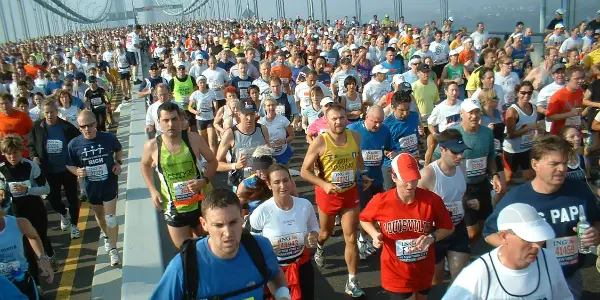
[1,6,600,300]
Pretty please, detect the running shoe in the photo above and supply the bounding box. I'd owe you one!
[365,238,377,256]
[358,241,368,260]
[109,248,120,266]
[335,215,341,226]
[60,209,71,231]
[345,278,366,298]
[314,244,325,267]
[71,225,80,239]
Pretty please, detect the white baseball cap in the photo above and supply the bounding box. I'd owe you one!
[449,49,459,56]
[234,39,241,44]
[320,97,335,107]
[448,16,454,22]
[556,8,565,15]
[555,23,565,29]
[392,74,405,85]
[497,203,555,243]
[349,44,358,50]
[460,98,481,112]
[372,65,390,74]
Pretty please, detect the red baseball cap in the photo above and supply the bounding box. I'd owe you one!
[391,153,421,182]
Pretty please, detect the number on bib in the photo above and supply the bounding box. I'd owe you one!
[331,170,355,189]
[86,164,109,181]
[547,236,579,266]
[361,150,383,167]
[46,139,63,154]
[395,238,429,262]
[465,157,487,177]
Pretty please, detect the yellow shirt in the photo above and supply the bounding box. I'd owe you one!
[466,66,484,92]
[319,130,359,192]
[231,46,244,55]
[411,80,440,116]
[450,39,462,50]
[583,48,600,69]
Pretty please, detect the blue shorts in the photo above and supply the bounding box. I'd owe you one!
[434,221,470,263]
[86,175,119,205]
[274,145,293,165]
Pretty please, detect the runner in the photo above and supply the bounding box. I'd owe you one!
[0,206,54,299]
[424,82,463,165]
[213,87,241,136]
[503,81,538,185]
[535,63,566,119]
[125,24,142,85]
[137,62,169,108]
[483,134,600,299]
[114,46,131,100]
[145,84,182,138]
[445,203,573,299]
[331,57,361,98]
[202,56,229,111]
[561,126,587,181]
[360,153,454,300]
[418,129,471,285]
[28,100,81,239]
[479,89,507,207]
[258,96,295,165]
[187,76,218,154]
[524,48,558,91]
[363,65,391,107]
[67,110,123,266]
[412,63,440,124]
[347,105,390,259]
[169,62,196,131]
[84,76,109,132]
[546,66,585,135]
[433,98,505,246]
[258,76,298,124]
[249,163,318,300]
[141,102,217,249]
[150,189,289,300]
[382,91,421,190]
[339,76,363,123]
[300,103,372,297]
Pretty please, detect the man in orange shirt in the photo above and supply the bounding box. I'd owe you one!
[458,38,476,66]
[545,66,585,135]
[24,56,45,80]
[271,51,293,95]
[0,93,33,158]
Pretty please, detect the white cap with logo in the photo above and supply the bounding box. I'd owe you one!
[460,98,481,112]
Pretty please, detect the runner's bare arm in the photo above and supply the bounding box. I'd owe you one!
[213,107,225,133]
[141,139,160,195]
[189,131,217,180]
[17,217,47,259]
[260,125,271,145]
[266,268,289,298]
[352,131,365,171]
[187,98,199,116]
[216,129,235,172]
[582,89,600,109]
[417,165,435,191]
[300,135,328,188]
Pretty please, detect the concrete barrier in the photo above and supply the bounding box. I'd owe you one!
[120,95,164,299]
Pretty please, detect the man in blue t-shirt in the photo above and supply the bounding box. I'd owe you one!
[483,134,600,299]
[67,110,123,266]
[382,90,421,190]
[348,105,391,260]
[151,189,289,300]
[379,47,405,81]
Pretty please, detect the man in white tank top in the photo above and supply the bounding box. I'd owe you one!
[443,203,572,300]
[418,128,472,286]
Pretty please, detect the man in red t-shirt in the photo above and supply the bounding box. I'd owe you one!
[360,153,454,299]
[0,93,33,158]
[545,66,585,135]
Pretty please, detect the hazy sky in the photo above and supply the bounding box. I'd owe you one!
[0,0,597,43]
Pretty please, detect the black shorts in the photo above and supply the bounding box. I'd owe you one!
[434,221,470,263]
[119,72,131,80]
[185,111,196,127]
[87,176,118,206]
[464,180,492,226]
[358,183,384,209]
[495,154,504,172]
[387,288,430,300]
[125,51,138,66]
[196,119,215,130]
[432,63,446,78]
[165,209,201,228]
[502,150,532,173]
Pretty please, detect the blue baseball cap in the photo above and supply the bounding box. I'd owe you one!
[439,136,470,153]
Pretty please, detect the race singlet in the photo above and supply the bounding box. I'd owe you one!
[319,129,359,192]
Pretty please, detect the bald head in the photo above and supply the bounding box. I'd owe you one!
[365,105,384,132]
[77,110,96,123]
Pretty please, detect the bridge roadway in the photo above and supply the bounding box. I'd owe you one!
[35,75,600,300]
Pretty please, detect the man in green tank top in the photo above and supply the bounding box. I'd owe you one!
[169,62,197,132]
[141,102,217,249]
[433,98,505,247]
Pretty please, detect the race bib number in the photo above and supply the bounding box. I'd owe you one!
[362,150,383,167]
[86,164,108,181]
[237,81,251,88]
[521,130,535,149]
[494,139,501,151]
[546,236,579,266]
[172,181,194,202]
[395,238,428,263]
[90,97,103,106]
[348,102,361,111]
[327,57,336,65]
[275,105,286,116]
[331,170,355,189]
[399,134,418,155]
[0,262,19,278]
[46,139,63,154]
[8,180,31,197]
[465,157,487,177]
[201,101,212,112]
[272,233,304,258]
[239,89,249,99]
[565,116,581,127]
[445,201,465,225]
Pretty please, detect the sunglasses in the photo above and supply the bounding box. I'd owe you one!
[79,122,96,129]
[150,68,159,70]
[519,91,533,95]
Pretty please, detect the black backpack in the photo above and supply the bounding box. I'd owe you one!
[181,230,271,300]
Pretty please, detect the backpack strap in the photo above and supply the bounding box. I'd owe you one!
[181,131,201,178]
[541,249,552,290]
[181,238,199,300]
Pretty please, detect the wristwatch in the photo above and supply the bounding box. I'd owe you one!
[428,232,437,243]
[360,170,369,177]
[201,176,211,184]
[115,159,123,165]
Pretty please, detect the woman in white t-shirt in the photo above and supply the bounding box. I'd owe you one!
[249,164,319,300]
[57,90,80,128]
[259,96,295,165]
[471,68,506,111]
[188,75,217,154]
[494,56,521,107]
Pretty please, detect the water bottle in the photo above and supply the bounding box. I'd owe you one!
[577,216,592,254]
[11,264,25,282]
